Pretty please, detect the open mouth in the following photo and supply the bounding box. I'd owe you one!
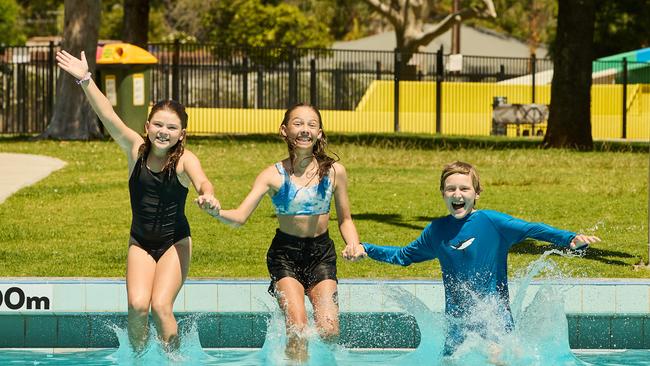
[295,135,312,143]
[156,136,169,143]
[452,202,465,210]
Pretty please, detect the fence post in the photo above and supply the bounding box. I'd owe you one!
[622,57,627,139]
[310,58,317,106]
[288,48,297,107]
[394,48,401,132]
[498,64,505,81]
[257,64,264,109]
[48,41,55,124]
[17,50,26,129]
[376,61,382,80]
[436,45,443,134]
[531,53,536,104]
[334,69,342,110]
[242,56,248,108]
[172,39,180,101]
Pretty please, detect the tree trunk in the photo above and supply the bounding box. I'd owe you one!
[543,0,595,149]
[40,0,102,140]
[122,0,150,48]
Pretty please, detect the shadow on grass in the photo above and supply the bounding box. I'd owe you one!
[511,239,635,266]
[351,212,445,231]
[2,133,647,152]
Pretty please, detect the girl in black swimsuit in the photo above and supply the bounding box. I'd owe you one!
[56,50,220,352]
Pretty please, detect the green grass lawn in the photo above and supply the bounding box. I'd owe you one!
[0,135,648,279]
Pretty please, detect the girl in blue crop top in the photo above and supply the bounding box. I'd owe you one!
[57,51,219,353]
[202,103,363,363]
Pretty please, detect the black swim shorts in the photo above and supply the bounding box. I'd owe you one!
[266,229,338,295]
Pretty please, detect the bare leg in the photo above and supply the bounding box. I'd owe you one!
[275,277,309,363]
[307,280,339,343]
[126,245,157,351]
[150,238,191,351]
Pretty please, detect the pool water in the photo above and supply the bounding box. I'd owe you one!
[0,348,648,365]
[1,251,648,365]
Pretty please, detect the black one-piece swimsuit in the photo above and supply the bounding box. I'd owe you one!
[128,157,190,261]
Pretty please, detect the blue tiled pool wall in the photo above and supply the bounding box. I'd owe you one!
[1,312,649,349]
[0,280,648,349]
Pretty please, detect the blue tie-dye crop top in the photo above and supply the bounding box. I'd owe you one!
[271,162,334,216]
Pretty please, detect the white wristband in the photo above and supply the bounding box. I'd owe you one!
[76,72,92,85]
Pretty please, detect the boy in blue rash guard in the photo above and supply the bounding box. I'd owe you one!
[342,161,600,356]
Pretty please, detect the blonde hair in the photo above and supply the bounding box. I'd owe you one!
[439,161,482,193]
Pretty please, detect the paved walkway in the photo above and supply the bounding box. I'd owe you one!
[0,153,66,204]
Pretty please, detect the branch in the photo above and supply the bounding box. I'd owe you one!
[362,0,403,27]
[416,0,496,49]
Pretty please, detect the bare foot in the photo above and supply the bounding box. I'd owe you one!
[285,336,308,364]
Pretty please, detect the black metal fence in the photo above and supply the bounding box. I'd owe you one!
[0,41,647,138]
[0,42,57,134]
[146,42,555,111]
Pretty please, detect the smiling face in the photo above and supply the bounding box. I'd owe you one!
[442,173,480,219]
[145,109,185,152]
[280,106,322,151]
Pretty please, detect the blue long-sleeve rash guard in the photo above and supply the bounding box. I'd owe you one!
[363,210,576,319]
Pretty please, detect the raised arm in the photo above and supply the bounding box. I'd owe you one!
[330,163,362,259]
[56,50,142,156]
[203,165,275,227]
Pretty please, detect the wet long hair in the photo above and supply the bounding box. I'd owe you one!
[137,100,188,179]
[280,103,338,180]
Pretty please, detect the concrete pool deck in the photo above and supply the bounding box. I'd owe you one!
[0,153,66,204]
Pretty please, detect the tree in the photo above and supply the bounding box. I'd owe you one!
[202,0,332,50]
[543,0,595,149]
[360,0,496,69]
[40,0,103,140]
[286,0,381,41]
[480,0,556,57]
[121,0,149,48]
[592,0,650,58]
[16,0,62,40]
[99,0,169,43]
[0,0,26,45]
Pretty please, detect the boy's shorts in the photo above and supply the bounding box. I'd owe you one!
[266,229,338,295]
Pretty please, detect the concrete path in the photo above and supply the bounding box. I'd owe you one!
[0,153,66,204]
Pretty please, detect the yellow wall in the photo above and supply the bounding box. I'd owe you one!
[185,81,649,141]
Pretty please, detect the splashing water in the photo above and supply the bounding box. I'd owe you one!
[10,250,597,365]
[107,314,219,365]
[370,249,592,366]
[221,249,593,365]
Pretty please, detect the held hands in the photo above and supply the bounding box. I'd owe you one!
[342,243,367,262]
[569,234,601,250]
[196,194,221,217]
[56,50,89,81]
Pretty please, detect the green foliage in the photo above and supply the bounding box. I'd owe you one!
[469,0,557,54]
[0,136,647,278]
[99,0,171,43]
[593,0,650,58]
[98,0,123,40]
[0,0,26,45]
[286,0,380,41]
[15,0,61,39]
[203,0,332,50]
